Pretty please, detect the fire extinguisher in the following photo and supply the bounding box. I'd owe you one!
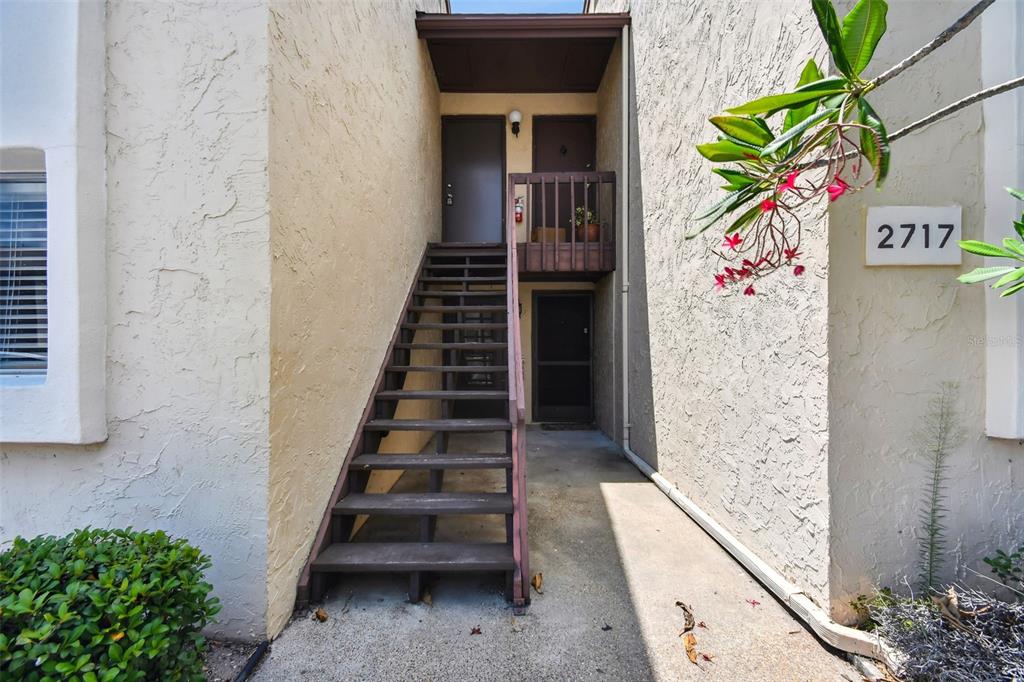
[514,197,524,224]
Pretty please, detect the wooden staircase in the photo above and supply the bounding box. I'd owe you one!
[296,241,530,609]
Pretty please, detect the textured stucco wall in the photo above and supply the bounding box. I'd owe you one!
[266,0,444,637]
[594,37,622,442]
[591,0,833,606]
[1,0,272,639]
[827,0,1024,623]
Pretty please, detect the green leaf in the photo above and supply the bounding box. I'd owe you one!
[992,267,1024,288]
[812,0,855,78]
[725,203,762,234]
[696,139,761,162]
[726,77,849,116]
[712,168,756,191]
[784,59,824,133]
[857,97,890,184]
[957,266,1017,284]
[761,106,839,158]
[841,0,888,76]
[1007,187,1024,202]
[709,116,774,147]
[1000,279,1024,297]
[1003,238,1024,259]
[958,239,1019,259]
[687,185,764,238]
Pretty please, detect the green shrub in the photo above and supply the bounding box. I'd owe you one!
[0,528,220,682]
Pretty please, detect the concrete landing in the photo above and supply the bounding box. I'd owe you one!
[254,428,857,681]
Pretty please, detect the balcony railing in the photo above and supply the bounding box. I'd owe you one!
[508,171,615,278]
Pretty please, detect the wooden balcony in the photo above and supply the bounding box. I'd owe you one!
[508,171,615,280]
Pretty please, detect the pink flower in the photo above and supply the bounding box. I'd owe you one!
[722,233,742,250]
[760,198,777,213]
[743,285,756,296]
[778,171,799,194]
[737,267,752,280]
[794,265,805,276]
[714,273,727,290]
[826,177,849,202]
[783,247,801,261]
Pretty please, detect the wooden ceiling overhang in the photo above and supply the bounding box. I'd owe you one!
[415,13,631,93]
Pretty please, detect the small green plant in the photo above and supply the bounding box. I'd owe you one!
[573,206,596,227]
[915,382,963,593]
[984,545,1024,598]
[849,587,898,630]
[957,187,1024,297]
[0,528,220,681]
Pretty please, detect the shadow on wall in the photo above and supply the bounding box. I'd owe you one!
[624,34,659,472]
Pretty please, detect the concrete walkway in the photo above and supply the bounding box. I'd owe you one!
[254,429,858,681]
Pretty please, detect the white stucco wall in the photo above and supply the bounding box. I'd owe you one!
[265,0,445,637]
[827,0,1024,623]
[0,0,106,443]
[590,0,833,607]
[0,0,272,640]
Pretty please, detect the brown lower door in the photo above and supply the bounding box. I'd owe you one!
[533,292,593,422]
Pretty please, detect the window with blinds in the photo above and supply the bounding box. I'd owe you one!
[0,175,47,376]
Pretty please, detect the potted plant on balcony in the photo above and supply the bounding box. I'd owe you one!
[574,207,600,242]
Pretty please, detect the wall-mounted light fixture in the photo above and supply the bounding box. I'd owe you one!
[508,109,522,138]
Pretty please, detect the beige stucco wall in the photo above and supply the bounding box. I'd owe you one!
[439,93,598,242]
[594,38,623,441]
[591,0,833,607]
[827,0,1024,624]
[1,0,272,639]
[266,0,444,637]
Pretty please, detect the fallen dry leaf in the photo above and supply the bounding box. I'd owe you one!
[470,626,482,635]
[422,590,433,606]
[701,653,715,663]
[531,572,544,594]
[314,608,328,622]
[697,621,708,630]
[675,601,695,633]
[746,598,761,608]
[683,632,698,664]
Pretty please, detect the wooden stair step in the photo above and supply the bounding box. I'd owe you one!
[394,342,507,350]
[427,249,505,257]
[365,418,512,432]
[334,492,513,515]
[351,452,512,470]
[413,290,506,297]
[429,242,505,248]
[409,305,507,313]
[313,542,514,572]
[376,389,508,400]
[423,264,507,270]
[386,365,508,373]
[419,277,506,283]
[403,322,507,330]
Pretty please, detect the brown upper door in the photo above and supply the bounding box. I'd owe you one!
[533,116,596,172]
[532,116,597,233]
[442,117,505,244]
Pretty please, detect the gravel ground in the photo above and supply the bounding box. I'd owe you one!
[205,639,256,681]
[251,428,860,681]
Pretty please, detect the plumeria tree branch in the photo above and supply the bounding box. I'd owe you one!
[888,75,1024,142]
[690,0,1023,297]
[870,0,994,88]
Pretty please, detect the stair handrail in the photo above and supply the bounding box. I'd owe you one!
[506,177,530,607]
